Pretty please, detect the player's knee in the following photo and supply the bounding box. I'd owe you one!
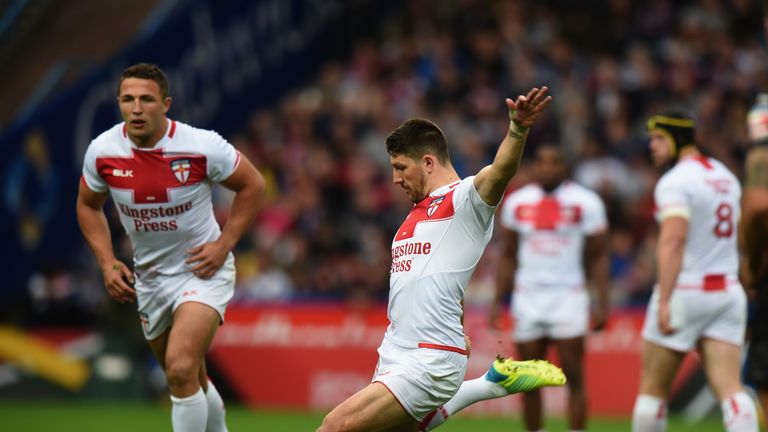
[164,356,198,387]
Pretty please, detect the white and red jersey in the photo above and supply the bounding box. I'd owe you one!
[499,181,607,291]
[654,155,741,287]
[385,177,496,352]
[81,119,241,277]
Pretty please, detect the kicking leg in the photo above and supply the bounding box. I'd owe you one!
[317,382,418,432]
[419,356,566,431]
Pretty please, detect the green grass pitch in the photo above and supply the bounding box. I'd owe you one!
[0,402,728,431]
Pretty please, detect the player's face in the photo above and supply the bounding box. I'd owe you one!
[390,154,426,203]
[534,148,566,191]
[118,78,171,143]
[648,130,673,167]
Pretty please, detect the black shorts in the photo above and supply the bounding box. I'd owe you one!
[746,284,768,388]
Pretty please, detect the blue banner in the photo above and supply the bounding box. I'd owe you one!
[0,0,372,303]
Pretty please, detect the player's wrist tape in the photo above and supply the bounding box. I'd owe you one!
[508,120,529,139]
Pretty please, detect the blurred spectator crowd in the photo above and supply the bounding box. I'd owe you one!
[26,0,768,325]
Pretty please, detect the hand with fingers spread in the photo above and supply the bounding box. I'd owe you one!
[186,240,230,279]
[506,86,552,130]
[101,260,136,303]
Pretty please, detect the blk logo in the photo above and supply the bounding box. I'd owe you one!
[113,169,134,177]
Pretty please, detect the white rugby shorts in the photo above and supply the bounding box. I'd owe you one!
[642,282,747,352]
[512,288,589,343]
[135,255,235,340]
[372,339,467,421]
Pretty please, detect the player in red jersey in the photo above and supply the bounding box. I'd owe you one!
[77,63,265,432]
[318,87,565,432]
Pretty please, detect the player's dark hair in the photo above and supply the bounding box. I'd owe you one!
[118,63,170,98]
[385,118,450,164]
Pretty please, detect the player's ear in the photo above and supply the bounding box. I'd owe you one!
[423,154,435,173]
[163,97,172,114]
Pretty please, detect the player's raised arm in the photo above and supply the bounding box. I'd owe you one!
[76,180,136,303]
[473,87,552,206]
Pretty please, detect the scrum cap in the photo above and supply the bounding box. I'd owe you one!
[647,111,695,159]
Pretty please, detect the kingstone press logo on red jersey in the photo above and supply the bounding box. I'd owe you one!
[118,201,193,232]
[390,241,432,273]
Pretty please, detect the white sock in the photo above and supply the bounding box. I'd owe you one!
[205,380,228,432]
[721,392,758,432]
[632,394,666,432]
[420,376,508,430]
[171,387,207,432]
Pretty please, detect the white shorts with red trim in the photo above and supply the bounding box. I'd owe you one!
[641,280,747,352]
[512,288,589,343]
[135,255,235,340]
[372,338,467,421]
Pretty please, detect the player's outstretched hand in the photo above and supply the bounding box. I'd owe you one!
[186,240,230,279]
[506,86,552,129]
[101,260,136,303]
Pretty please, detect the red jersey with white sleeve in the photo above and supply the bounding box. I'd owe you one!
[499,181,607,291]
[81,119,241,277]
[385,177,496,352]
[654,155,741,286]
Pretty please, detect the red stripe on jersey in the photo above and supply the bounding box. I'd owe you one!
[695,155,713,170]
[730,396,739,415]
[395,188,457,240]
[122,124,127,138]
[168,120,177,138]
[684,155,713,170]
[96,149,207,204]
[418,342,469,355]
[703,274,726,291]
